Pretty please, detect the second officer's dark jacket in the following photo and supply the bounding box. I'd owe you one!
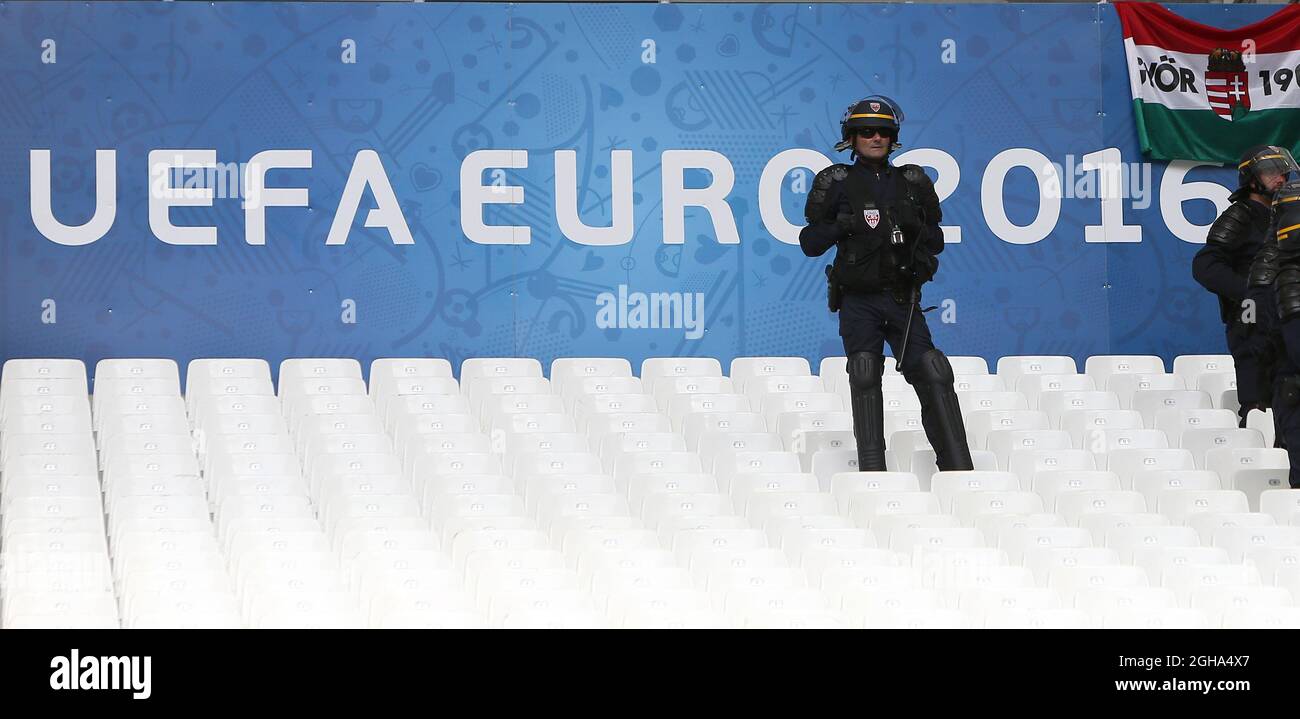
[1193,197,1274,325]
[1246,242,1289,377]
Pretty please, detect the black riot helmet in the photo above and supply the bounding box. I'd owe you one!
[835,95,904,154]
[1236,145,1299,199]
[1275,179,1300,244]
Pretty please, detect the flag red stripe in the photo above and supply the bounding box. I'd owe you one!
[1116,2,1300,55]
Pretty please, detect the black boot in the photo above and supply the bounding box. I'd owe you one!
[847,351,887,471]
[909,349,974,471]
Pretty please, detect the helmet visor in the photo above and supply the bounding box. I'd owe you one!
[1245,147,1300,181]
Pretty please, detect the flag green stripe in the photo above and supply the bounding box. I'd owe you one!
[1130,100,1300,163]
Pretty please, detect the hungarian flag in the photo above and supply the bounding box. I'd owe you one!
[1116,2,1300,163]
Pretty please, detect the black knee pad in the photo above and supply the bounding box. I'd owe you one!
[904,348,954,386]
[847,352,884,390]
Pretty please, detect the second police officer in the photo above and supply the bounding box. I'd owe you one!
[1264,177,1300,487]
[1194,145,1297,425]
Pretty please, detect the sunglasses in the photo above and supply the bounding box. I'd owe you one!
[854,128,895,140]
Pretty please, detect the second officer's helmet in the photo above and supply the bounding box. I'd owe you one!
[835,95,905,153]
[1238,145,1299,196]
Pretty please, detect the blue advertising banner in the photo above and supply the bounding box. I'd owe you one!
[0,2,1281,380]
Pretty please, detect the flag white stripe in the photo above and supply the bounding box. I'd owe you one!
[1124,38,1300,112]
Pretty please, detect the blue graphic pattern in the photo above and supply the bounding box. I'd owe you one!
[0,3,1281,381]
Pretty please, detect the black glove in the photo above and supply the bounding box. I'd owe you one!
[894,250,937,288]
[835,209,867,237]
[1234,322,1273,359]
[913,252,939,283]
[893,204,924,244]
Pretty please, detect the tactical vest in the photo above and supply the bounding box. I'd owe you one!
[832,168,923,295]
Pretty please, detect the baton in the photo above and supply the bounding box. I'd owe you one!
[893,204,924,370]
[896,283,920,369]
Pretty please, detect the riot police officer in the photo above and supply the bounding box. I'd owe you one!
[799,95,972,472]
[1267,178,1300,487]
[1193,145,1296,425]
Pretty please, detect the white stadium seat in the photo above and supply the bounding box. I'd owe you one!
[1084,355,1165,386]
[1131,390,1213,428]
[729,357,811,394]
[1259,490,1300,525]
[1016,374,1095,411]
[1060,410,1144,448]
[1034,390,1118,429]
[1172,355,1234,384]
[2,351,1288,629]
[965,410,1051,449]
[1154,408,1239,447]
[1107,373,1186,409]
[954,375,1006,394]
[1197,372,1239,412]
[1204,448,1290,510]
[997,356,1078,384]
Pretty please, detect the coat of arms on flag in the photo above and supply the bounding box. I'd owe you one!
[1204,48,1250,121]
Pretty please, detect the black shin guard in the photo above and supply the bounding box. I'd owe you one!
[908,349,974,471]
[847,351,887,471]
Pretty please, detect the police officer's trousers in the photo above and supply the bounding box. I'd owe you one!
[840,291,973,473]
